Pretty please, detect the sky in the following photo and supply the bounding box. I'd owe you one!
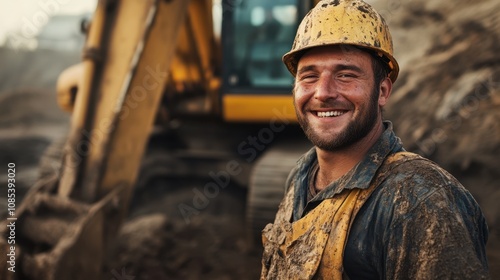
[0,0,97,45]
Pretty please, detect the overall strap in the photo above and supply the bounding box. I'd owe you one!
[317,151,421,279]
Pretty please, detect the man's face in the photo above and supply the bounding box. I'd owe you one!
[293,45,383,151]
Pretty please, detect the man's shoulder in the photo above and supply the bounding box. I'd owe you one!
[372,151,481,221]
[351,152,489,279]
[381,151,461,189]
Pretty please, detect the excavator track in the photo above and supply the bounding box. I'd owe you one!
[246,140,311,243]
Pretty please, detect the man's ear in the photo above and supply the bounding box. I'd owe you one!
[378,77,392,107]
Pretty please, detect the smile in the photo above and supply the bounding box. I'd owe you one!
[316,110,346,118]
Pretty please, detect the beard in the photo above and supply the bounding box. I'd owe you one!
[295,86,380,152]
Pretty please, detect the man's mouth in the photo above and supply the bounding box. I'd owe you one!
[315,110,347,118]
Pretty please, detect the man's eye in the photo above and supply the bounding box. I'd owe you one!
[338,73,356,79]
[300,75,317,81]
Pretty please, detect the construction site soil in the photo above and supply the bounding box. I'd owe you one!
[0,0,498,278]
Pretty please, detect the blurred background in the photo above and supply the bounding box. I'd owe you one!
[0,0,95,189]
[0,0,498,279]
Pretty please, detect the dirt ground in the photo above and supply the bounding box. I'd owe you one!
[107,179,262,280]
[1,0,499,278]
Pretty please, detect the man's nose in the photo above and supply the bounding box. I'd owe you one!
[313,75,339,101]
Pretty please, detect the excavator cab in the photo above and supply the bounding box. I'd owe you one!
[223,0,299,88]
[221,0,307,122]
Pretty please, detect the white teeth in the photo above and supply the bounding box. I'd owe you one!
[317,111,345,118]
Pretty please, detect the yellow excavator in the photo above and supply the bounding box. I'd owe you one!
[1,0,320,279]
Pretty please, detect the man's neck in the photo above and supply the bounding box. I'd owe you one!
[314,121,385,191]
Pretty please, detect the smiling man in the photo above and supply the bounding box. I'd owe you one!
[260,0,490,279]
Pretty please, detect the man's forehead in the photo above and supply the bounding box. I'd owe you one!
[298,45,372,68]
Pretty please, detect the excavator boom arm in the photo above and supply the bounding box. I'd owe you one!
[1,0,191,279]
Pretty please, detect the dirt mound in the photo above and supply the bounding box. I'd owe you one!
[107,181,262,280]
[0,88,68,128]
[374,0,500,276]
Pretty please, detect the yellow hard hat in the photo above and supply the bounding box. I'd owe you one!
[283,0,399,82]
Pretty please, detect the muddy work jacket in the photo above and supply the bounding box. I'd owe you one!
[261,122,489,279]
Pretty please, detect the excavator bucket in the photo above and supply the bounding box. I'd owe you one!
[0,176,122,280]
